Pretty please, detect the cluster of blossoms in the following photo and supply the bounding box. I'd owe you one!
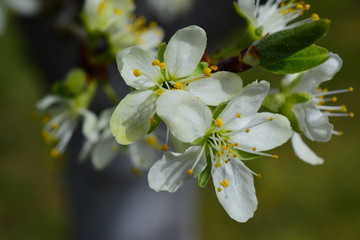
[35,0,354,222]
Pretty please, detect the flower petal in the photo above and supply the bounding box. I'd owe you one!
[237,0,257,26]
[164,25,206,78]
[80,109,99,143]
[128,136,158,170]
[292,53,343,93]
[291,132,324,165]
[212,158,257,222]
[185,72,243,106]
[117,47,162,89]
[220,80,270,131]
[156,90,212,143]
[36,95,67,111]
[148,146,206,192]
[92,133,118,170]
[293,101,333,142]
[231,112,291,151]
[110,89,157,145]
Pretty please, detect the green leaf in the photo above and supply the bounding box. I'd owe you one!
[198,148,212,187]
[256,19,330,66]
[157,42,167,62]
[262,45,329,74]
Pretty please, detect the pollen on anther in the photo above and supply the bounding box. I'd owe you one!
[203,68,212,77]
[233,153,237,158]
[217,187,222,192]
[220,179,229,188]
[269,117,274,121]
[304,4,310,10]
[133,69,142,77]
[150,117,156,124]
[214,162,222,168]
[253,147,257,151]
[235,143,239,147]
[332,97,338,102]
[273,155,279,159]
[256,174,262,179]
[349,87,354,92]
[311,13,320,20]
[50,148,61,159]
[210,65,219,71]
[217,151,223,156]
[114,8,123,15]
[159,62,166,70]
[349,112,355,118]
[173,82,184,90]
[160,144,169,151]
[245,129,250,133]
[187,169,193,175]
[341,105,348,112]
[152,59,160,66]
[214,118,223,128]
[236,113,242,118]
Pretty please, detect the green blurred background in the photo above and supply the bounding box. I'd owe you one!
[0,0,359,239]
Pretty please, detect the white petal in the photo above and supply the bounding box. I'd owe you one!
[156,90,212,143]
[148,146,206,192]
[80,109,99,143]
[170,133,191,153]
[213,159,257,222]
[293,102,333,142]
[36,95,67,111]
[78,139,94,162]
[164,25,206,78]
[110,89,157,145]
[92,135,118,170]
[237,0,257,26]
[97,107,115,131]
[6,0,40,15]
[118,47,162,89]
[292,53,343,93]
[291,132,324,165]
[231,112,292,151]
[185,72,243,106]
[128,136,158,170]
[220,80,270,131]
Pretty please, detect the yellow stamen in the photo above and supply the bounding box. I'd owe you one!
[214,118,223,128]
[273,155,279,159]
[349,112,355,118]
[233,153,237,158]
[220,179,229,188]
[304,4,310,10]
[51,123,59,129]
[150,117,156,124]
[296,4,303,10]
[203,68,212,77]
[114,8,123,15]
[159,62,166,70]
[217,187,222,192]
[245,129,250,133]
[349,87,354,92]
[152,59,160,66]
[133,69,142,77]
[217,151,223,156]
[256,174,262,179]
[173,82,184,90]
[253,147,257,151]
[236,113,242,118]
[341,105,347,112]
[97,1,107,14]
[234,142,239,147]
[187,169,193,175]
[281,9,288,15]
[269,117,274,121]
[145,136,158,146]
[160,144,169,151]
[214,162,222,168]
[222,145,229,150]
[311,13,320,20]
[338,131,344,136]
[110,146,118,152]
[50,148,61,159]
[210,65,219,71]
[155,89,164,95]
[42,115,51,123]
[332,97,338,102]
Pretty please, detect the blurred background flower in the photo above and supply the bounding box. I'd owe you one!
[0,0,359,239]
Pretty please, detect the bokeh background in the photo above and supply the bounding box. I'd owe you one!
[0,0,360,239]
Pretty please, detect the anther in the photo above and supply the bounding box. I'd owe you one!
[203,68,212,77]
[217,187,222,192]
[273,155,279,159]
[217,151,223,156]
[234,143,239,147]
[253,147,257,151]
[110,146,118,152]
[150,117,156,124]
[349,87,354,92]
[245,129,250,133]
[341,105,348,112]
[187,169,193,175]
[210,65,219,71]
[145,136,158,146]
[133,69,142,77]
[173,82,184,90]
[304,4,310,10]
[114,8,123,15]
[97,1,107,14]
[236,113,242,118]
[311,13,320,20]
[159,62,166,70]
[214,162,222,168]
[232,154,237,158]
[296,4,303,10]
[51,123,59,129]
[160,144,169,151]
[349,112,355,118]
[152,59,160,66]
[256,174,262,179]
[50,148,61,159]
[269,117,274,121]
[155,89,164,95]
[214,118,223,128]
[220,179,229,188]
[332,97,338,102]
